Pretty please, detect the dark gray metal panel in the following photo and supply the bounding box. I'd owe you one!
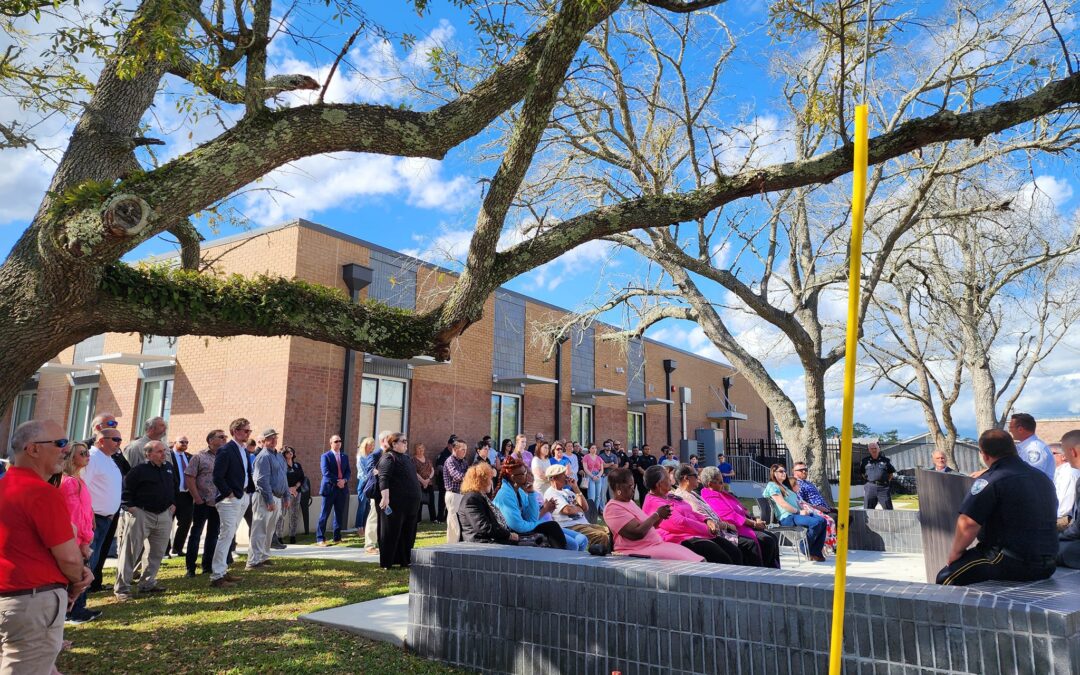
[917,468,974,583]
[369,250,416,310]
[72,334,105,363]
[570,325,594,392]
[139,364,176,380]
[627,339,645,401]
[493,291,525,379]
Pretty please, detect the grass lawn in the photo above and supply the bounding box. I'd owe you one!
[59,552,464,675]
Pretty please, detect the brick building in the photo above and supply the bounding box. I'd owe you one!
[0,219,771,476]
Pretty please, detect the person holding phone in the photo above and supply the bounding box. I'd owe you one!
[602,468,703,561]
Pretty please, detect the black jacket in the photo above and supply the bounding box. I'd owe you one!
[459,492,514,544]
[121,461,176,513]
[377,451,422,509]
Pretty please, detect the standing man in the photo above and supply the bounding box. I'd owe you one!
[433,435,456,523]
[442,440,469,543]
[114,441,175,600]
[185,429,224,577]
[526,432,545,457]
[634,445,657,504]
[316,434,350,546]
[68,429,124,621]
[169,436,193,557]
[860,441,895,510]
[82,411,119,446]
[123,416,167,469]
[209,418,253,588]
[0,420,93,674]
[717,453,735,484]
[248,428,288,569]
[1009,413,1055,480]
[1057,431,1080,569]
[1052,443,1079,532]
[936,429,1057,585]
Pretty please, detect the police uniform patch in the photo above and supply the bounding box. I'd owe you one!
[970,478,988,495]
[1027,450,1042,465]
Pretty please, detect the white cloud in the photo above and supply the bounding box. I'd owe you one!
[1017,175,1074,211]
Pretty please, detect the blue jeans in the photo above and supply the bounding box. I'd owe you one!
[317,488,349,542]
[779,513,827,557]
[70,513,112,616]
[355,490,371,529]
[587,476,607,512]
[561,527,588,551]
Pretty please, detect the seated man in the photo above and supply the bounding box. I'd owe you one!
[936,429,1057,586]
[543,464,610,553]
[1058,431,1080,569]
[791,462,837,514]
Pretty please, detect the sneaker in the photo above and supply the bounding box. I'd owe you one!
[113,593,133,602]
[65,611,97,625]
[316,541,330,547]
[271,542,286,550]
[86,609,103,620]
[210,578,235,588]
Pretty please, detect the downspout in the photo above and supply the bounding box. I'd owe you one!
[339,264,373,441]
[554,336,568,440]
[663,359,677,447]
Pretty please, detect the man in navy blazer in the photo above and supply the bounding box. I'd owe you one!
[209,418,254,587]
[316,434,350,545]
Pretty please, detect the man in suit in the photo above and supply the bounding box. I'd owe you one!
[1058,430,1080,570]
[209,418,254,588]
[169,436,193,556]
[316,434,350,546]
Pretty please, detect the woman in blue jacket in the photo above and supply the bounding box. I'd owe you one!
[492,457,567,549]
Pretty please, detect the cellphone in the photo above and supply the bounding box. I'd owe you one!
[384,506,393,516]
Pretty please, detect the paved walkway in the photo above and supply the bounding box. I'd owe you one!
[300,594,408,647]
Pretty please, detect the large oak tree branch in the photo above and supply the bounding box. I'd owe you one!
[493,71,1080,283]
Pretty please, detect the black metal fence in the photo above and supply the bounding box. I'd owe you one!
[726,438,871,484]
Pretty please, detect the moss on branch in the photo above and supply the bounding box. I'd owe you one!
[99,264,441,358]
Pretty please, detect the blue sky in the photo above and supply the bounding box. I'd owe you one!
[2,0,1078,440]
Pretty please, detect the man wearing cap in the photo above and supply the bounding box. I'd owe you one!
[442,440,470,543]
[936,429,1057,585]
[543,464,610,552]
[248,428,288,569]
[316,434,350,546]
[0,420,94,674]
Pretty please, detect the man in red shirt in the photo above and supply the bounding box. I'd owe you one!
[0,420,93,674]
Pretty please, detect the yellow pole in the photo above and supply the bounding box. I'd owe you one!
[828,102,869,675]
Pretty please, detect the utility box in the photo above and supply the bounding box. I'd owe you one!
[679,386,692,405]
[695,428,725,466]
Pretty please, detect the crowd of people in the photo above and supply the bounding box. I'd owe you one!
[5,407,1080,674]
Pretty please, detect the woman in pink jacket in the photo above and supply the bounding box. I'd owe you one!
[60,441,94,560]
[640,465,742,564]
[699,466,781,568]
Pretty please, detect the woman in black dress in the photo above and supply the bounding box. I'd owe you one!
[377,432,422,568]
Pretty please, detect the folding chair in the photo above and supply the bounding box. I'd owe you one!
[755,497,808,564]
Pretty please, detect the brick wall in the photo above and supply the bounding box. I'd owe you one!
[408,545,1080,675]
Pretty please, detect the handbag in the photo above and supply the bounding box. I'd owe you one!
[517,533,548,548]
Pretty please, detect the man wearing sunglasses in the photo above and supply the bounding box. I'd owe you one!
[0,420,93,674]
[210,418,255,588]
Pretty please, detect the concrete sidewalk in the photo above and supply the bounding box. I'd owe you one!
[300,593,408,647]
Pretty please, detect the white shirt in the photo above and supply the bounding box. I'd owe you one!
[544,485,588,527]
[1055,462,1080,518]
[1016,435,1055,480]
[83,447,122,516]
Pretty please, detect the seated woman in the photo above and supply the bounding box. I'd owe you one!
[699,466,780,568]
[603,468,703,561]
[641,465,742,565]
[458,463,518,545]
[671,464,764,567]
[784,470,837,553]
[764,465,827,561]
[493,457,568,549]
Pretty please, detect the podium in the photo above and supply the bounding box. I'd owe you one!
[916,468,975,582]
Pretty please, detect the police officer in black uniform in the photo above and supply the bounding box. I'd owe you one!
[860,440,895,510]
[936,429,1057,586]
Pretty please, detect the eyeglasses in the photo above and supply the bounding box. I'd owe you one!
[395,439,408,444]
[775,470,787,474]
[238,428,252,433]
[105,437,122,443]
[32,439,69,448]
[77,450,90,457]
[178,440,189,445]
[793,468,807,473]
[215,434,227,440]
[332,439,343,443]
[104,420,118,428]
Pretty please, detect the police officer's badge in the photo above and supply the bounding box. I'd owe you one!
[970,478,988,495]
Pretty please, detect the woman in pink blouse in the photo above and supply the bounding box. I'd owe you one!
[583,444,606,511]
[641,465,743,564]
[699,466,781,568]
[60,441,94,560]
[603,468,703,561]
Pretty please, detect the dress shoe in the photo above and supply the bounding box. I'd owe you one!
[210,578,235,588]
[223,573,242,583]
[289,536,296,544]
[185,571,196,578]
[139,585,166,594]
[271,542,286,550]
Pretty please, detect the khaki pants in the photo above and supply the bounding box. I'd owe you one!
[0,587,66,675]
[115,507,171,595]
[248,496,282,567]
[444,492,463,543]
[212,494,249,580]
[569,523,611,552]
[365,498,379,549]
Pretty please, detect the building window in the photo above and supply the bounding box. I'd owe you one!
[627,411,644,449]
[490,393,521,443]
[137,378,174,432]
[10,392,36,437]
[68,386,98,440]
[570,403,593,446]
[358,376,407,442]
